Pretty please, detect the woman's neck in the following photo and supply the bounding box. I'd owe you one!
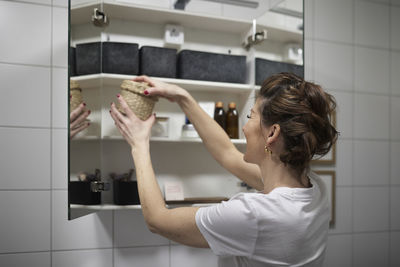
[258,157,308,194]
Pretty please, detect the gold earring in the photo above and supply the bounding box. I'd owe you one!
[264,145,272,155]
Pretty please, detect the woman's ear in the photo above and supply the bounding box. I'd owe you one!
[266,124,280,144]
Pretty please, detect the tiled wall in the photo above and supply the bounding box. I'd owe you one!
[0,0,399,266]
[305,0,400,266]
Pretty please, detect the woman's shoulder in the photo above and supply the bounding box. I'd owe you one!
[226,192,284,214]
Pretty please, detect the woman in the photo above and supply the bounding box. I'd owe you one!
[109,72,338,266]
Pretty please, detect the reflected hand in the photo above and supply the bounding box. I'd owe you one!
[110,95,155,148]
[133,75,189,103]
[70,103,91,139]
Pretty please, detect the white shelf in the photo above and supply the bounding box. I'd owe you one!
[72,2,251,34]
[71,204,142,210]
[102,136,247,145]
[71,73,253,94]
[71,203,219,210]
[72,135,101,141]
[71,2,302,43]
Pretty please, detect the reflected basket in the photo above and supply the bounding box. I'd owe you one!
[113,180,140,205]
[117,80,158,120]
[69,181,101,205]
[70,79,83,111]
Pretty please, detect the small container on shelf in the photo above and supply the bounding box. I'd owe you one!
[102,42,139,75]
[113,180,140,205]
[117,80,158,120]
[177,50,247,84]
[69,169,107,205]
[151,117,169,138]
[69,181,101,205]
[226,102,239,139]
[214,101,226,130]
[181,117,199,138]
[181,124,199,138]
[140,46,177,78]
[110,169,140,205]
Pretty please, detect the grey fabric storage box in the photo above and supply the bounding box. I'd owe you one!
[69,47,76,77]
[102,42,139,75]
[140,46,177,78]
[287,63,304,78]
[255,58,304,85]
[76,42,101,75]
[178,50,246,84]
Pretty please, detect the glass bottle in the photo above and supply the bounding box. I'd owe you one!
[226,102,239,139]
[214,101,226,130]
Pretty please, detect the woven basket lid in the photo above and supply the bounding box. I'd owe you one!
[70,79,81,91]
[120,80,150,95]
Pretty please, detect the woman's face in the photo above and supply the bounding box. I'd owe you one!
[242,99,266,164]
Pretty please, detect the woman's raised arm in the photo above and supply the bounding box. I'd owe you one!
[134,76,263,191]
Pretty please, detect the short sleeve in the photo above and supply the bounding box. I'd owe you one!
[195,194,258,257]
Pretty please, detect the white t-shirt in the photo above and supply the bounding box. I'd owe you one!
[195,171,329,267]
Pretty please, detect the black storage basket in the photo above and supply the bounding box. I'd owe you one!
[255,58,304,85]
[178,50,246,84]
[69,47,76,77]
[102,42,139,75]
[140,46,177,78]
[76,42,139,75]
[75,42,101,75]
[113,180,140,205]
[69,181,101,205]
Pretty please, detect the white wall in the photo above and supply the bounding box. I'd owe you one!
[305,0,400,266]
[0,0,399,266]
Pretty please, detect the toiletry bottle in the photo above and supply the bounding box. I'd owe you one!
[214,101,226,130]
[226,102,239,139]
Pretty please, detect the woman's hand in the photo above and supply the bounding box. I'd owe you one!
[110,95,156,148]
[70,103,90,138]
[133,75,189,103]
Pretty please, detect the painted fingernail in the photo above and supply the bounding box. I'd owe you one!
[144,90,149,95]
[83,102,86,106]
[70,95,72,99]
[88,110,91,114]
[117,94,120,98]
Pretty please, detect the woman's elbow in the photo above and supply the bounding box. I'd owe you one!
[145,219,160,234]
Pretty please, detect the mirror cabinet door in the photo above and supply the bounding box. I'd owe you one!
[68,0,304,220]
[69,0,104,220]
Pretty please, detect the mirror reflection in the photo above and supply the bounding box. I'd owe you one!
[69,0,303,220]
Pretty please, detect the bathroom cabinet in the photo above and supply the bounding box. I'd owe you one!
[69,0,303,218]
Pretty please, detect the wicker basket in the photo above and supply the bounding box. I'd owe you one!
[70,79,83,111]
[117,80,158,120]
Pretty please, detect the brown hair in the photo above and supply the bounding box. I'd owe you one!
[258,72,339,176]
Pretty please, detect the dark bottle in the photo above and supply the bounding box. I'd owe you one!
[226,102,239,139]
[214,101,226,130]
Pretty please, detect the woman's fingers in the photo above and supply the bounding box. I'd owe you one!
[70,121,90,138]
[70,103,86,122]
[71,109,90,129]
[133,75,154,86]
[133,76,183,103]
[110,102,127,125]
[116,95,141,121]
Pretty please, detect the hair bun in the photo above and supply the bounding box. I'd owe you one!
[259,73,339,175]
